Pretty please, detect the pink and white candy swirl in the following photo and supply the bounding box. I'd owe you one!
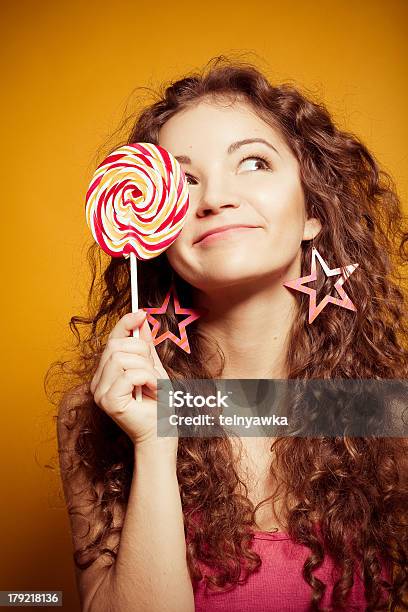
[85,143,189,260]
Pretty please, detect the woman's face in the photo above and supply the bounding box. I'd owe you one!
[158,97,320,292]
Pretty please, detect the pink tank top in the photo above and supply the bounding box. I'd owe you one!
[193,529,392,611]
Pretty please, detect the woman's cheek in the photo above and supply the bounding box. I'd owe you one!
[262,183,306,233]
[165,243,194,280]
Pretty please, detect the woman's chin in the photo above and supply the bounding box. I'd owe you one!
[193,272,266,293]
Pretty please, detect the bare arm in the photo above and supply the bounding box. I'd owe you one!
[88,440,194,612]
[59,313,196,612]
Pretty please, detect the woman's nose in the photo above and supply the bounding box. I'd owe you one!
[195,181,241,217]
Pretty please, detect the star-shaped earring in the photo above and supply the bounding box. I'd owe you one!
[142,284,207,354]
[283,247,359,324]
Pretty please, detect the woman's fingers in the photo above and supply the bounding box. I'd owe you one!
[91,311,153,395]
[89,311,174,447]
[91,337,153,394]
[97,368,158,441]
[107,310,147,340]
[94,353,156,402]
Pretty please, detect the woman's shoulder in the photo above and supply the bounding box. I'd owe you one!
[57,383,90,436]
[58,382,90,413]
[56,383,91,478]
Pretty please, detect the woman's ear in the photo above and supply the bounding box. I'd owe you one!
[302,217,322,241]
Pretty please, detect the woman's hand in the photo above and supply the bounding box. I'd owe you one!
[90,310,177,448]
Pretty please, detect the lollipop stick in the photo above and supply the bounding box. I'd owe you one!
[130,251,143,403]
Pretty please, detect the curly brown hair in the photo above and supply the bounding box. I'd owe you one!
[46,55,408,611]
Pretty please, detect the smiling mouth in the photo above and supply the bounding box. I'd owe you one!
[195,226,259,246]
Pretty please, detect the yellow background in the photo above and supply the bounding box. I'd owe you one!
[2,0,407,610]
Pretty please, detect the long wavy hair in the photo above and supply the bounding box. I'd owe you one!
[46,56,408,611]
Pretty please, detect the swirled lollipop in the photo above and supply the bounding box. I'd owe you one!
[85,142,190,400]
[85,142,189,260]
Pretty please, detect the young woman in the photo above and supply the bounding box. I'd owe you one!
[48,57,408,611]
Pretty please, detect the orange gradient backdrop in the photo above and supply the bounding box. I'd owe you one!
[2,0,407,610]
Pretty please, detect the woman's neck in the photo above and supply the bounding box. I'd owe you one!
[194,273,298,379]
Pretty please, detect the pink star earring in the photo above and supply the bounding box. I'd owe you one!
[283,242,359,324]
[142,283,208,354]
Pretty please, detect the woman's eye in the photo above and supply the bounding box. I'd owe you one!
[239,156,270,172]
[184,155,270,186]
[185,174,197,186]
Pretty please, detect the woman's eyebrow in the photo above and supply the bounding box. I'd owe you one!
[228,138,281,157]
[174,138,281,165]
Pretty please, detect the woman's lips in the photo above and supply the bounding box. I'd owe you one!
[195,226,258,246]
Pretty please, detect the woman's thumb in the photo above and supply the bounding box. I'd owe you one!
[139,316,166,373]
